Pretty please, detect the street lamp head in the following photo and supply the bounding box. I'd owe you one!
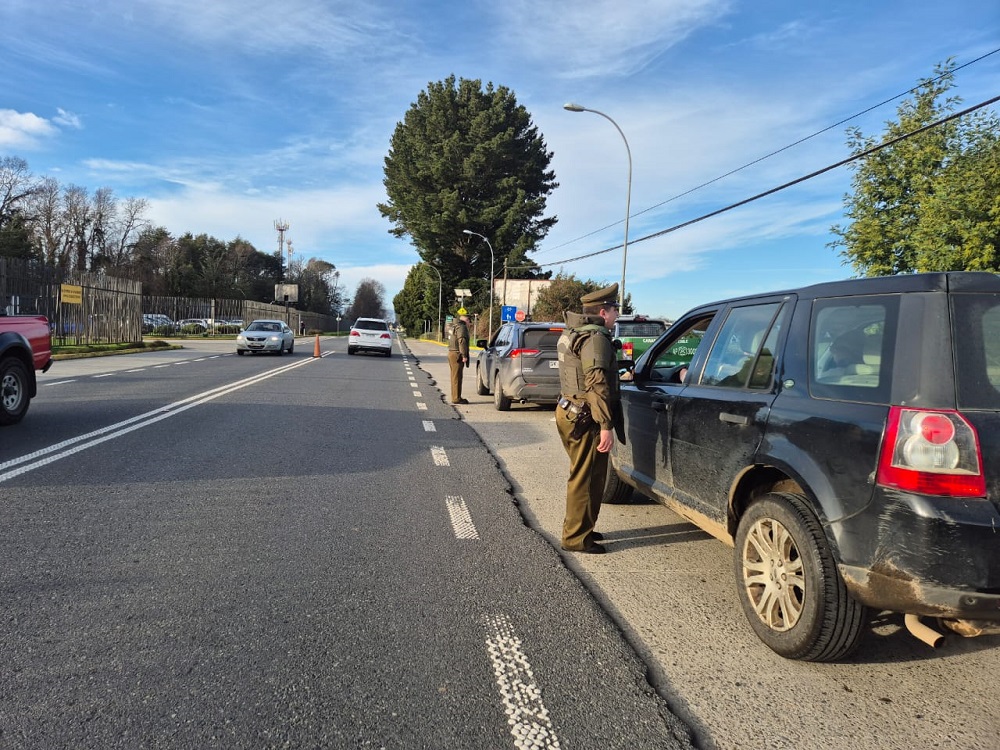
[462,229,475,236]
[563,102,586,112]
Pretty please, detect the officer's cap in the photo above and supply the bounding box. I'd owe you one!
[581,283,619,307]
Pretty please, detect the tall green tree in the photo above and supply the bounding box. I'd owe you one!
[831,60,1000,274]
[394,263,442,337]
[346,278,388,321]
[378,75,558,313]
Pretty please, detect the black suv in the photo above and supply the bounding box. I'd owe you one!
[475,321,565,411]
[607,272,1000,661]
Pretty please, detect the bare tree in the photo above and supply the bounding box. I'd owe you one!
[0,156,39,223]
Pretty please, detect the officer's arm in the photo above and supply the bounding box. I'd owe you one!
[581,336,614,428]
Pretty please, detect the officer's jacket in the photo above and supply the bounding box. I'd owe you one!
[448,321,469,357]
[557,312,624,439]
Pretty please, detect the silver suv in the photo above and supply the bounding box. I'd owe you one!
[475,321,565,411]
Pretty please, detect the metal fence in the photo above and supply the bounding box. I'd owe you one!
[1,256,341,343]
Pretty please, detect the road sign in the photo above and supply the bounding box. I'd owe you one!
[501,305,516,322]
[515,309,526,322]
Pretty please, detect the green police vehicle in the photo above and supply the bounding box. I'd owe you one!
[613,315,668,361]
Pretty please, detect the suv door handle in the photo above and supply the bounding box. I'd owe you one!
[719,412,749,426]
[652,398,669,412]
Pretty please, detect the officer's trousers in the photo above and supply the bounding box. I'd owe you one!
[556,407,608,549]
[448,351,464,402]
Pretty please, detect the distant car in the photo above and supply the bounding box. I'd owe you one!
[177,318,209,332]
[348,317,393,356]
[475,321,565,411]
[613,315,668,361]
[235,319,295,355]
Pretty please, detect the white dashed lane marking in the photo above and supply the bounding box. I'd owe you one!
[485,614,561,749]
[431,446,449,466]
[417,403,427,411]
[422,420,436,432]
[445,496,479,540]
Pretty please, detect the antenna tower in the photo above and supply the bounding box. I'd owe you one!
[274,219,290,279]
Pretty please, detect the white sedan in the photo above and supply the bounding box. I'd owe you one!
[236,319,295,355]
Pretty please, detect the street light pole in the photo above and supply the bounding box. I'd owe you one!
[462,229,495,343]
[563,103,632,310]
[424,263,443,341]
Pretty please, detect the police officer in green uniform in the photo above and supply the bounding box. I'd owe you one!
[556,283,624,554]
[448,312,470,404]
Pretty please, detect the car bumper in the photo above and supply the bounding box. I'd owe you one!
[834,488,1000,621]
[502,377,562,404]
[237,340,282,352]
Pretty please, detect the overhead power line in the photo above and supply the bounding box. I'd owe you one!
[540,93,1000,269]
[540,46,1000,257]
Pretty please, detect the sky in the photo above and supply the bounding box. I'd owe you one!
[2,0,998,321]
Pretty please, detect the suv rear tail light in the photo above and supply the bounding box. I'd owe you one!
[876,407,985,497]
[380,333,391,339]
[621,341,634,359]
[508,348,540,358]
[349,330,360,337]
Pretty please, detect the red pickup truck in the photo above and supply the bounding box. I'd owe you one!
[0,314,53,425]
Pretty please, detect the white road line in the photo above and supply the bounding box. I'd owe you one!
[93,373,114,378]
[413,391,422,397]
[153,364,171,369]
[445,496,479,540]
[40,380,77,387]
[416,402,427,410]
[126,369,146,373]
[484,614,561,749]
[431,446,449,466]
[422,420,436,432]
[0,357,315,484]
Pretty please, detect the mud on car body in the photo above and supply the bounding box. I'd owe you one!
[608,272,1000,661]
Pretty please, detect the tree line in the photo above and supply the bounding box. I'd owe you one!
[0,158,349,317]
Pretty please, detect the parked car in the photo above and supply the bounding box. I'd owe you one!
[475,321,565,411]
[613,314,668,361]
[606,272,1000,661]
[176,318,209,333]
[235,319,295,355]
[347,318,393,356]
[142,313,177,334]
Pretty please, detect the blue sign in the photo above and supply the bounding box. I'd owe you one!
[501,305,517,322]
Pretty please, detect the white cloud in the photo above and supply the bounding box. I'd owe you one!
[0,109,59,149]
[53,108,83,129]
[495,0,732,78]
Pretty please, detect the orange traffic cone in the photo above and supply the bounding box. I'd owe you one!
[313,334,321,358]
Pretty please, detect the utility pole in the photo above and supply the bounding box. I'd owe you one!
[274,219,290,280]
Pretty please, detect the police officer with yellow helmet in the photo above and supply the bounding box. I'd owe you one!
[555,283,625,554]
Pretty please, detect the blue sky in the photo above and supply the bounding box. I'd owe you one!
[2,1,998,320]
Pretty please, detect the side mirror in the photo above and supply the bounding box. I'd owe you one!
[476,339,488,348]
[613,339,623,350]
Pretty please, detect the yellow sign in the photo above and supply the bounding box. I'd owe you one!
[61,284,83,305]
[457,307,467,315]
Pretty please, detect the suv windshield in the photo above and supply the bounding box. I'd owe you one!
[355,319,388,331]
[522,328,563,349]
[617,320,667,337]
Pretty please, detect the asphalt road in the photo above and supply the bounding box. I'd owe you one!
[2,337,694,749]
[404,337,1000,750]
[7,335,999,749]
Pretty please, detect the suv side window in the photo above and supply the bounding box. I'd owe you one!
[700,302,783,388]
[810,298,895,403]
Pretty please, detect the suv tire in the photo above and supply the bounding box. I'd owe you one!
[734,492,867,661]
[476,365,489,396]
[602,463,634,504]
[494,372,511,411]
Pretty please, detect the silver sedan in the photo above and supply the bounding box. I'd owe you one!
[235,319,295,355]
